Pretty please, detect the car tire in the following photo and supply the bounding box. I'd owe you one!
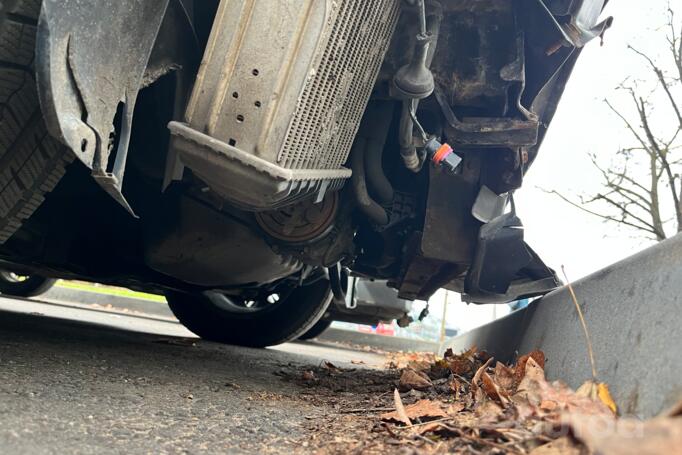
[0,271,56,297]
[166,279,332,348]
[298,318,332,341]
[0,0,71,244]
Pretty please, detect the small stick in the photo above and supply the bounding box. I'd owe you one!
[391,416,454,429]
[438,425,521,454]
[340,407,395,414]
[561,265,598,381]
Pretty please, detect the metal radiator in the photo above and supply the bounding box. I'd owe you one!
[169,0,400,210]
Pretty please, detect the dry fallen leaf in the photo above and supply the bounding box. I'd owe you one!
[382,398,448,425]
[446,402,465,415]
[662,398,682,418]
[471,356,494,398]
[514,350,546,386]
[481,371,510,405]
[494,361,515,391]
[385,388,411,427]
[398,368,433,391]
[566,412,682,455]
[416,421,446,435]
[577,380,618,414]
[529,436,582,455]
[515,357,546,403]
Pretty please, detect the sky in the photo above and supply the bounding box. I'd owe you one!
[435,0,678,334]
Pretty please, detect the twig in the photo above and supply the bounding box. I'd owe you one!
[391,416,454,429]
[561,265,598,381]
[340,407,395,414]
[438,425,521,454]
[451,373,471,385]
[414,434,437,445]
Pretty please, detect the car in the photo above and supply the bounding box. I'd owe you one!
[299,278,414,340]
[0,270,56,298]
[0,0,611,347]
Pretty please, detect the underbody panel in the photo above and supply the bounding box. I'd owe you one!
[1,0,612,307]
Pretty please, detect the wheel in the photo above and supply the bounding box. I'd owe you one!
[0,0,72,244]
[0,270,56,297]
[166,279,332,348]
[298,318,332,341]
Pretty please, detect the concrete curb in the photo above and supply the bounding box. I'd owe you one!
[442,233,682,418]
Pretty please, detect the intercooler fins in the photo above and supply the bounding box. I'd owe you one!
[168,0,400,210]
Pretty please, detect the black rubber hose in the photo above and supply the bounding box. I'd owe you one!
[328,264,346,304]
[363,102,395,205]
[351,139,389,225]
[365,136,393,204]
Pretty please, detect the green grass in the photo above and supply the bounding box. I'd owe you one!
[55,280,167,303]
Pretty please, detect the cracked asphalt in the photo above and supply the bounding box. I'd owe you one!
[0,296,385,454]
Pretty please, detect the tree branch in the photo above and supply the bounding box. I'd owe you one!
[544,189,663,240]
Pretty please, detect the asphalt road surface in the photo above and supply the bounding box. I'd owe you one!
[0,295,386,454]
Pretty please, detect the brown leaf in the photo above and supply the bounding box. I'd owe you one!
[429,358,451,379]
[494,361,515,391]
[515,357,546,402]
[448,357,474,376]
[565,413,682,455]
[471,357,494,399]
[302,370,316,381]
[445,346,478,375]
[529,436,582,455]
[399,368,433,391]
[514,350,546,386]
[385,388,411,427]
[540,400,558,412]
[481,371,510,405]
[444,345,477,360]
[322,361,341,372]
[382,397,446,424]
[416,421,446,435]
[662,398,682,418]
[474,400,504,422]
[448,377,461,399]
[446,402,465,415]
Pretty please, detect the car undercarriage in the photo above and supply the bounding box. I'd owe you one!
[0,0,611,346]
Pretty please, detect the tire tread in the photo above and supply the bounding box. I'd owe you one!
[0,0,71,244]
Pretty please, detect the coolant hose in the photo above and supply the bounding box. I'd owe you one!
[363,102,395,204]
[365,136,394,204]
[351,139,389,226]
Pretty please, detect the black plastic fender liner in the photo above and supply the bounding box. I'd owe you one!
[35,0,171,214]
[463,211,560,304]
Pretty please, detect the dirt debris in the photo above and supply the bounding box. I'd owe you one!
[276,348,682,454]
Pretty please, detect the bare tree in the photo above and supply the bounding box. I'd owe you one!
[550,7,682,242]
